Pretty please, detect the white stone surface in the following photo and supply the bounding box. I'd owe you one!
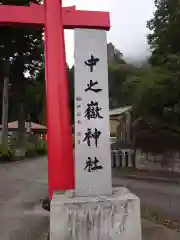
[74,29,112,197]
[50,187,142,240]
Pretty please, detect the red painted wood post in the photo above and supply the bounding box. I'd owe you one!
[0,2,110,200]
[44,0,74,199]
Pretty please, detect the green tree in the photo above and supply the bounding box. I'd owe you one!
[147,0,180,65]
[0,0,43,151]
[108,64,128,108]
[26,64,74,126]
[107,43,126,65]
[145,0,180,129]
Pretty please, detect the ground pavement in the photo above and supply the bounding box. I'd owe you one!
[0,156,180,239]
[112,174,180,221]
[142,219,180,240]
[0,157,49,240]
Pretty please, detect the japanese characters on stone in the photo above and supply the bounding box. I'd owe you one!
[84,54,99,72]
[75,53,104,172]
[84,54,104,172]
[75,96,82,145]
[74,29,112,197]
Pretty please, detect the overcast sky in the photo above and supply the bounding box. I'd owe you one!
[63,0,155,66]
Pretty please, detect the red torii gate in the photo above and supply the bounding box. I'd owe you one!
[0,1,110,199]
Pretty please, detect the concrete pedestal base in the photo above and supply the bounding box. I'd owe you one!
[50,188,142,240]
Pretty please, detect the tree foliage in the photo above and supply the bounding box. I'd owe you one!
[147,0,180,65]
[142,0,180,130]
[107,43,126,65]
[0,0,43,147]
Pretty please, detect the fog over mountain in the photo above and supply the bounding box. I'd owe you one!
[125,55,149,67]
[64,0,155,67]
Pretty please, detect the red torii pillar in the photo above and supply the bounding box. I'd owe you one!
[0,1,110,199]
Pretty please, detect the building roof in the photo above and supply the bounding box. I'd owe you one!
[0,121,47,130]
[71,106,132,131]
[110,106,132,117]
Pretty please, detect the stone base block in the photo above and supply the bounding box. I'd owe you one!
[50,187,142,240]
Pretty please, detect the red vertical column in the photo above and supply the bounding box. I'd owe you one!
[44,0,74,199]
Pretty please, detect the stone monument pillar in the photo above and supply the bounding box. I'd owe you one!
[50,29,142,240]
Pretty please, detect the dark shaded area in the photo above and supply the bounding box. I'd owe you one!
[136,132,180,154]
[42,198,50,212]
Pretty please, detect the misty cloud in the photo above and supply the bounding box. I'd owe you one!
[63,0,155,66]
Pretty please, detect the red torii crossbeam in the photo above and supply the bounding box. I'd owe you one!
[0,1,110,199]
[0,2,110,29]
